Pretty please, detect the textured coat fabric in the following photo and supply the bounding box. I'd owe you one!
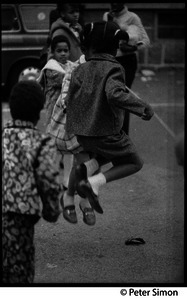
[66,53,149,137]
[49,18,82,62]
[2,119,62,283]
[2,212,37,283]
[2,119,61,219]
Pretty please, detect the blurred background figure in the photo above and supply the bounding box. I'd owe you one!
[49,3,83,61]
[103,3,150,134]
[49,3,85,28]
[175,131,184,169]
[40,3,84,68]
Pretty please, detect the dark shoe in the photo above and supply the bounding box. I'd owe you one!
[125,238,145,245]
[77,180,103,214]
[60,196,77,224]
[63,206,77,224]
[75,163,87,198]
[79,205,96,226]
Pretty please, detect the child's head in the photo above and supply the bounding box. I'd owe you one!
[80,21,129,57]
[57,3,80,26]
[51,35,71,64]
[9,80,45,124]
[110,3,125,13]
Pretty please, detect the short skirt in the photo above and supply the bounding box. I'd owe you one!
[77,130,137,162]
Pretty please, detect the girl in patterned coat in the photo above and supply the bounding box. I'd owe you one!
[2,81,61,284]
[38,35,75,130]
[38,35,76,193]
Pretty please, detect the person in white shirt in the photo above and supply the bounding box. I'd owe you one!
[103,3,150,134]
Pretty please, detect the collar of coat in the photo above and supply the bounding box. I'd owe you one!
[87,53,119,64]
[37,58,67,83]
[41,59,67,73]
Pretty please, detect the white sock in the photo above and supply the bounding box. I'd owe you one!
[79,197,92,209]
[63,191,74,207]
[63,154,74,188]
[88,173,106,196]
[84,158,99,177]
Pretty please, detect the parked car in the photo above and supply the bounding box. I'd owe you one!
[1,3,56,99]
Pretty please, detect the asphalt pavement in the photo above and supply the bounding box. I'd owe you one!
[2,67,185,285]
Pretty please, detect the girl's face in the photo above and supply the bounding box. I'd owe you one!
[53,42,70,64]
[61,5,80,26]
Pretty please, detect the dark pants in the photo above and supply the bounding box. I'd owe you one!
[2,212,39,284]
[116,53,138,135]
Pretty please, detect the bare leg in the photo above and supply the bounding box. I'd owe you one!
[88,154,143,196]
[65,152,98,204]
[64,152,97,225]
[65,165,76,197]
[103,154,143,183]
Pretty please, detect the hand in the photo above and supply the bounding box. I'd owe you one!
[119,43,137,52]
[141,106,154,121]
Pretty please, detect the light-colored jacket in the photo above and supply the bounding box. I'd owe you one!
[110,6,150,56]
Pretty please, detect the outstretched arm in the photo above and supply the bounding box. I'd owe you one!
[106,67,154,119]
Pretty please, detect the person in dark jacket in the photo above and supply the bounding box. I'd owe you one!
[66,21,154,214]
[49,3,85,29]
